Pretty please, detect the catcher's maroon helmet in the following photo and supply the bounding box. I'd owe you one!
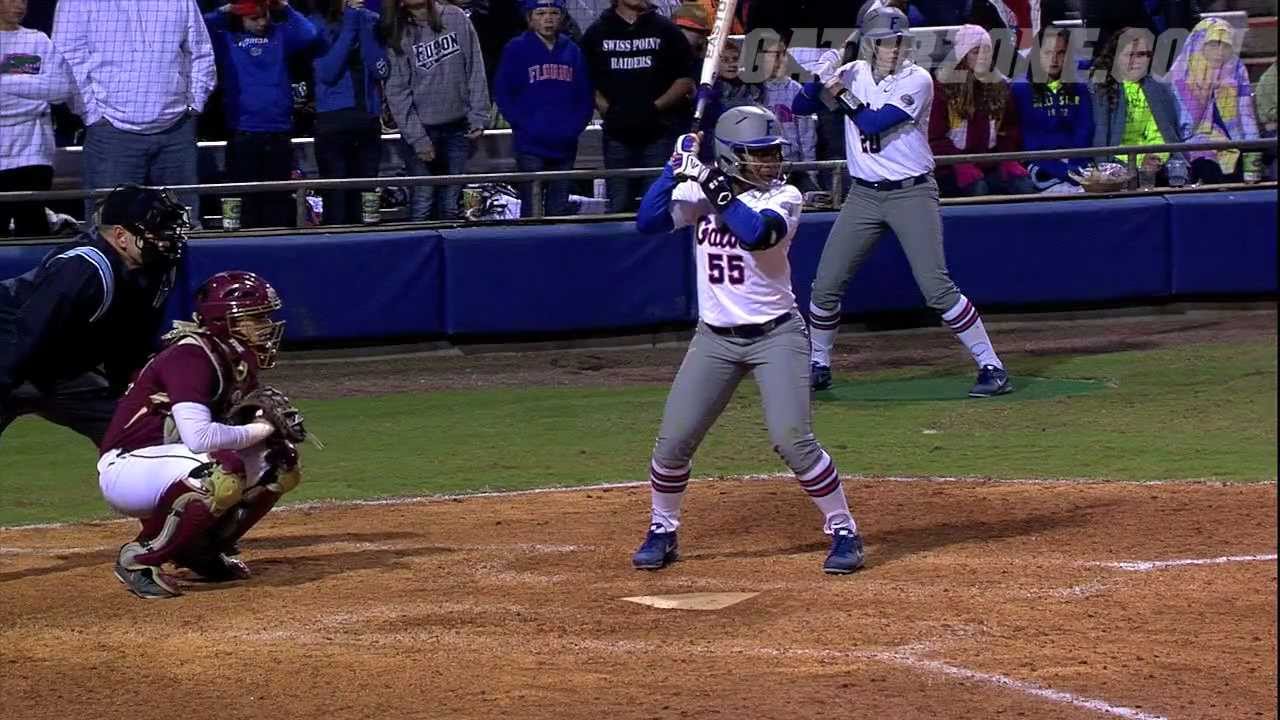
[195,271,285,368]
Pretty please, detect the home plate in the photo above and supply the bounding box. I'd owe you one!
[621,592,760,611]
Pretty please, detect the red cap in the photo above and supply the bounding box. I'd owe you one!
[230,1,268,17]
[671,6,710,34]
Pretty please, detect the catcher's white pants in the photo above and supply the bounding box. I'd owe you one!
[98,443,269,518]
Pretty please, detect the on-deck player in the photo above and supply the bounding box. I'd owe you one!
[794,6,1014,398]
[98,271,304,599]
[630,104,865,575]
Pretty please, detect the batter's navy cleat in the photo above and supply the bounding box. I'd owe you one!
[823,528,865,575]
[115,559,182,599]
[632,524,679,570]
[811,363,833,391]
[969,364,1013,398]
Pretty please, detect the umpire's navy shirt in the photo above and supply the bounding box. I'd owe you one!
[0,233,174,397]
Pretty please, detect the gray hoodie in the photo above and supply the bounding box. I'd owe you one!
[384,4,490,155]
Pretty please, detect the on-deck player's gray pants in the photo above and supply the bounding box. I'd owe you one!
[652,315,825,475]
[810,176,962,314]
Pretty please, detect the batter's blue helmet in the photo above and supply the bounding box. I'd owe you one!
[714,105,790,189]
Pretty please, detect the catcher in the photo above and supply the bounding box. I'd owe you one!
[96,270,307,599]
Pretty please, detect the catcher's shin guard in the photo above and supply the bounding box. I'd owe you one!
[125,460,244,570]
[203,441,302,554]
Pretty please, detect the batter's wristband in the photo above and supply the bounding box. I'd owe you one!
[698,171,736,212]
[835,89,864,118]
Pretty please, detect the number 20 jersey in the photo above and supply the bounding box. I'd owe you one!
[839,59,935,182]
[670,180,804,327]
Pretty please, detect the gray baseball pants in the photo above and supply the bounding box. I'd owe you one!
[810,177,961,314]
[652,315,825,476]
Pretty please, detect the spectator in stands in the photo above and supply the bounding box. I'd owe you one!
[206,1,320,229]
[1259,62,1278,136]
[1258,62,1277,180]
[744,0,861,49]
[1091,27,1185,183]
[1168,17,1260,184]
[700,37,763,149]
[494,0,592,217]
[0,0,75,238]
[1009,26,1094,193]
[678,0,743,36]
[310,0,390,225]
[930,25,1036,197]
[756,31,818,193]
[1083,0,1201,73]
[670,2,708,60]
[447,0,527,88]
[582,0,693,213]
[383,0,491,221]
[53,0,215,228]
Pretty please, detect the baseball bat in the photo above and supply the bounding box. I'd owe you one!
[691,0,741,132]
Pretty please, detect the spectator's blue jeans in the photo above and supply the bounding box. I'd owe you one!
[602,133,671,214]
[82,113,199,228]
[515,152,576,217]
[398,118,471,221]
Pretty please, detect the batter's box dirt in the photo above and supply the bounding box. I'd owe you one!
[1,479,1275,720]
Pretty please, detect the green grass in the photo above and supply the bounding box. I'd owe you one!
[1,340,1274,526]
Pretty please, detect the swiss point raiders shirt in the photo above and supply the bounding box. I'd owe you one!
[838,59,935,182]
[668,180,805,327]
[581,7,691,143]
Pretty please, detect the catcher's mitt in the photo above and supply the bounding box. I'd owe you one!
[229,386,307,443]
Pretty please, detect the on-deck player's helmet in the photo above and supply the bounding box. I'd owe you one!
[195,271,285,369]
[859,4,911,63]
[97,184,190,269]
[713,105,790,189]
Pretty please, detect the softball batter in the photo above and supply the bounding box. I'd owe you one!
[796,6,1013,397]
[631,105,864,575]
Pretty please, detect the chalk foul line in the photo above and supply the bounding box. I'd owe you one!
[871,652,1169,720]
[1090,553,1277,572]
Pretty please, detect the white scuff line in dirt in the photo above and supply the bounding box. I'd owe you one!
[1091,553,1278,572]
[0,545,111,556]
[2,475,1273,533]
[870,652,1169,720]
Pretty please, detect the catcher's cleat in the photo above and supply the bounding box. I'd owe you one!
[115,559,182,599]
[810,363,832,392]
[969,364,1014,398]
[177,552,251,582]
[822,527,865,575]
[632,524,679,570]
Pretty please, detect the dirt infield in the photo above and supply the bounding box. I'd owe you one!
[2,479,1275,719]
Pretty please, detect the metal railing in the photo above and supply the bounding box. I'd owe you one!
[1,138,1274,230]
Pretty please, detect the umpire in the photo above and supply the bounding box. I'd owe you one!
[0,185,189,446]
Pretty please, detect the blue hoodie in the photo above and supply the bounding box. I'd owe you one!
[494,31,593,161]
[205,7,320,133]
[310,8,390,116]
[1009,79,1095,182]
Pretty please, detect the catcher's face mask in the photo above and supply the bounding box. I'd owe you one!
[230,310,285,369]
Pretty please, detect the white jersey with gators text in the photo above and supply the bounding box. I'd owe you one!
[669,181,804,327]
[839,60,935,182]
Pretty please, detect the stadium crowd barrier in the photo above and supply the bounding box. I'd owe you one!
[0,189,1273,344]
